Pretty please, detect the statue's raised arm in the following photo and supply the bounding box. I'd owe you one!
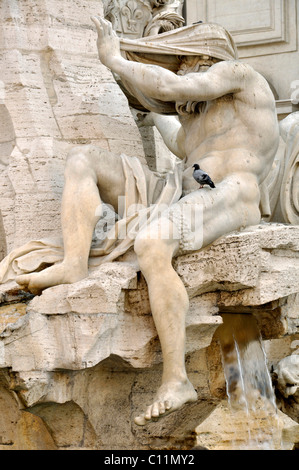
[92,17,122,70]
[92,16,242,106]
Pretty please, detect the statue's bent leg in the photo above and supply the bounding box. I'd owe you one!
[16,145,126,294]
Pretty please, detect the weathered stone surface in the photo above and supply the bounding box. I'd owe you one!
[0,261,223,379]
[0,373,57,450]
[0,0,145,254]
[0,224,298,451]
[0,303,27,334]
[195,400,299,450]
[0,224,298,383]
[0,232,298,448]
[175,223,299,306]
[174,229,261,297]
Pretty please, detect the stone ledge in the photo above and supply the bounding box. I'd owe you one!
[175,223,299,305]
[195,400,299,450]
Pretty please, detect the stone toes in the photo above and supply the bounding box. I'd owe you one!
[164,400,172,410]
[16,275,28,285]
[134,400,174,426]
[159,402,166,415]
[16,275,42,296]
[16,276,30,290]
[153,403,162,418]
[147,401,172,419]
[134,415,147,426]
[145,405,154,420]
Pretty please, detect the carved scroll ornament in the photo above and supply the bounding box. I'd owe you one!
[103,0,184,39]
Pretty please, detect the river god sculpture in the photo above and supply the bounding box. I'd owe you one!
[0,18,280,425]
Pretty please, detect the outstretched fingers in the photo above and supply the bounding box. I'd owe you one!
[91,16,114,38]
[91,16,102,34]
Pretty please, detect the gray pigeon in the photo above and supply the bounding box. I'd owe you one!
[192,164,215,189]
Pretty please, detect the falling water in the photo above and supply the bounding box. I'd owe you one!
[217,313,282,450]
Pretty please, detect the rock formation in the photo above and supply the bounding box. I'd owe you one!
[0,224,299,449]
[0,0,298,450]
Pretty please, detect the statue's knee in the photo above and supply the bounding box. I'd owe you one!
[65,145,95,176]
[134,236,169,273]
[134,236,152,260]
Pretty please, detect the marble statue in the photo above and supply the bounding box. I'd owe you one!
[279,112,299,225]
[274,355,299,400]
[0,17,280,425]
[273,354,299,425]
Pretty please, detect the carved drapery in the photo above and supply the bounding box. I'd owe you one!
[263,112,299,225]
[103,0,185,111]
[280,113,299,225]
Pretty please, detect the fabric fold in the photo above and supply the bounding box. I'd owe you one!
[118,22,238,113]
[0,154,183,283]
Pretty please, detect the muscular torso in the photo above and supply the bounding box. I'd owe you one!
[179,72,279,193]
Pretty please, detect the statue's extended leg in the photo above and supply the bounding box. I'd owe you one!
[132,174,261,425]
[16,145,126,294]
[133,218,198,425]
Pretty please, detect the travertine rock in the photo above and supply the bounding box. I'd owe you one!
[174,223,299,306]
[0,224,298,449]
[195,400,299,450]
[0,373,57,450]
[0,260,222,380]
[0,0,145,254]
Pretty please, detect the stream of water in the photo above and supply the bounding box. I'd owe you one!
[217,313,281,450]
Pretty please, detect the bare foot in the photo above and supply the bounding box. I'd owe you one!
[134,379,197,426]
[16,262,88,295]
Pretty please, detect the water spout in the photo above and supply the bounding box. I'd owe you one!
[216,313,281,450]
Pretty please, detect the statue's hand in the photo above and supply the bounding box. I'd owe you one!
[91,16,122,69]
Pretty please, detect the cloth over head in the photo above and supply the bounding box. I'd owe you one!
[118,22,238,113]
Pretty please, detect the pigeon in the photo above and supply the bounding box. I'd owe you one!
[192,164,215,189]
